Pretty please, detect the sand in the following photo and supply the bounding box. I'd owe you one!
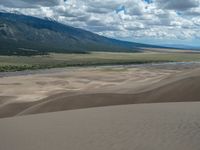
[0,102,200,150]
[0,65,176,117]
[0,63,200,118]
[0,63,200,150]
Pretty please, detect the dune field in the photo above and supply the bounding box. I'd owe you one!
[0,63,200,150]
[0,62,200,118]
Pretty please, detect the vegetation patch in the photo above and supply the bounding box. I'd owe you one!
[0,52,200,72]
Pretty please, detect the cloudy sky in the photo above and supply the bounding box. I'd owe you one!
[0,0,200,46]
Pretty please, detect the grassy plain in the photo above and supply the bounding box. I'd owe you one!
[0,52,200,72]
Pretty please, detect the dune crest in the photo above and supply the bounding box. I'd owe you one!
[0,66,200,118]
[18,70,200,115]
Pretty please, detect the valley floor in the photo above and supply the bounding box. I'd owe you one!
[0,51,200,72]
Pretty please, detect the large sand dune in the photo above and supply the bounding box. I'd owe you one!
[0,63,200,118]
[18,68,200,116]
[0,102,200,150]
[0,64,200,150]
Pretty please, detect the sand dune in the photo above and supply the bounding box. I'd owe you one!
[0,64,200,118]
[17,68,200,116]
[0,64,200,150]
[0,102,200,150]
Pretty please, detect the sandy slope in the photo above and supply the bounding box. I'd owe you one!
[0,65,176,118]
[17,68,200,116]
[0,63,200,118]
[0,102,200,150]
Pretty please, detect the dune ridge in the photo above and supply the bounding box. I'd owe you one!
[0,67,198,118]
[18,73,200,116]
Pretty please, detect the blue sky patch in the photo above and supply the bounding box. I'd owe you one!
[144,0,153,4]
[116,5,126,13]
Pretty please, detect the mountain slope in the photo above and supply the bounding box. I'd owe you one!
[0,12,163,54]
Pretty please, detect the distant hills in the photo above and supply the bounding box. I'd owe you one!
[162,44,200,50]
[0,12,164,55]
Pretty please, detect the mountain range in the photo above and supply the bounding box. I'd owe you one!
[0,12,164,55]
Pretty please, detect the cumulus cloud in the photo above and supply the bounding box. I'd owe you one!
[0,0,64,8]
[156,0,200,11]
[0,0,200,43]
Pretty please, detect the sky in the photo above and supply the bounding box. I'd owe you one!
[0,0,200,46]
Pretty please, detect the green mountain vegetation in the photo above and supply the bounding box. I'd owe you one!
[0,12,165,56]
